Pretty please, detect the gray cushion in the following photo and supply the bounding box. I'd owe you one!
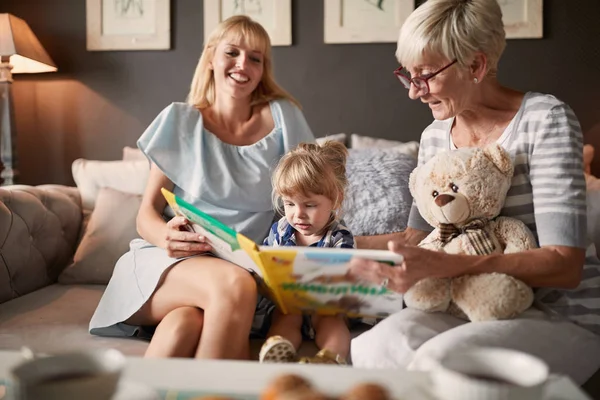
[343,149,416,236]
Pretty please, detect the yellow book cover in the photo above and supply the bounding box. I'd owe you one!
[161,188,404,318]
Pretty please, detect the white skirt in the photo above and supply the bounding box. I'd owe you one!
[89,238,273,339]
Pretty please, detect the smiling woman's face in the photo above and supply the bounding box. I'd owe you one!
[405,53,469,121]
[210,38,265,101]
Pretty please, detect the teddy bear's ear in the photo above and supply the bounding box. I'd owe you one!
[409,166,420,197]
[482,143,514,176]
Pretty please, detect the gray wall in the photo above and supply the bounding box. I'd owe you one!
[2,0,600,185]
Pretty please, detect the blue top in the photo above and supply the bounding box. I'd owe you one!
[137,99,315,242]
[263,217,355,248]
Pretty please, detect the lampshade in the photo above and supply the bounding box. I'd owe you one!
[0,13,57,74]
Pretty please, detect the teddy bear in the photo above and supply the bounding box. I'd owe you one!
[404,143,537,322]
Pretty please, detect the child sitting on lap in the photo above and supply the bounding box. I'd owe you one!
[259,141,354,365]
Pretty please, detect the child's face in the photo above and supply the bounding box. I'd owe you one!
[282,193,335,240]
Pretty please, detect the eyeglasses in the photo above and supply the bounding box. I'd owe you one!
[393,59,458,95]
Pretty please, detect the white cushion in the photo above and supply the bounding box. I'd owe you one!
[350,134,419,159]
[316,133,347,146]
[122,146,146,161]
[71,159,149,211]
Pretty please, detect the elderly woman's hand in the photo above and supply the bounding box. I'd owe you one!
[164,216,213,258]
[347,241,439,293]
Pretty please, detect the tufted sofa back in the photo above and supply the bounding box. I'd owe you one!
[0,185,82,304]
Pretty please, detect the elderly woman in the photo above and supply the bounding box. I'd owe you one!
[349,0,600,384]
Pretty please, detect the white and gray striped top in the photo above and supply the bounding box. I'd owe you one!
[408,91,600,335]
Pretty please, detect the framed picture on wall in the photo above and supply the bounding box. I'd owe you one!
[500,0,543,39]
[86,0,171,51]
[324,0,414,44]
[204,0,292,46]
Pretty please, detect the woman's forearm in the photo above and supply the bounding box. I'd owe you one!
[355,227,429,249]
[136,206,169,249]
[355,232,403,249]
[438,246,585,289]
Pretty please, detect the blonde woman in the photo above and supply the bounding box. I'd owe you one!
[349,0,600,384]
[89,15,314,360]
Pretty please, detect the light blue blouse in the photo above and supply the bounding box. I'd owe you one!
[137,99,315,242]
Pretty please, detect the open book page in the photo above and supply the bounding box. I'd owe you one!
[255,247,405,318]
[161,188,262,277]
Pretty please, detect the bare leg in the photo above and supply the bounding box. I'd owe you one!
[126,257,257,360]
[144,306,204,358]
[267,309,303,350]
[312,315,351,359]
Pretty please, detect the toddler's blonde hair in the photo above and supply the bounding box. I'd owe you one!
[272,141,349,225]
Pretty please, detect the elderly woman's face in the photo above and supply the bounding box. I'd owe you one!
[404,54,467,120]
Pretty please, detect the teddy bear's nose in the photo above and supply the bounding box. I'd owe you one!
[435,194,455,207]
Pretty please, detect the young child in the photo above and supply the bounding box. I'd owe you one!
[259,141,354,365]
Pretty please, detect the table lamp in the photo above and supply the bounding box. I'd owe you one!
[0,13,57,186]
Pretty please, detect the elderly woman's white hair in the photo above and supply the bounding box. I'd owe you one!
[396,0,506,77]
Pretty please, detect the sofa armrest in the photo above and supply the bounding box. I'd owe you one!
[0,185,82,304]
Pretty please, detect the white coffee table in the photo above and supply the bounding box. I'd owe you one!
[0,350,591,400]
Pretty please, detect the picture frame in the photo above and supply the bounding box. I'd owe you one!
[203,0,292,46]
[86,0,171,51]
[324,0,415,44]
[500,0,543,39]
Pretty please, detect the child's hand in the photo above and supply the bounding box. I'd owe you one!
[164,216,212,258]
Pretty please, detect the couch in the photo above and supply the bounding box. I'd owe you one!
[0,134,418,360]
[1,134,599,396]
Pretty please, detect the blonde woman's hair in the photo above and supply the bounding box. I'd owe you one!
[186,15,298,109]
[272,141,349,223]
[396,0,506,77]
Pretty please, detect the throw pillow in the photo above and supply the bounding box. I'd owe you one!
[350,134,419,159]
[72,158,149,211]
[58,187,142,285]
[316,133,347,146]
[122,146,146,161]
[343,148,416,236]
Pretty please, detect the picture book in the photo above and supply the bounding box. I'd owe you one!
[161,188,405,318]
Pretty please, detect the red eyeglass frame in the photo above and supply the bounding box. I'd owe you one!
[393,59,458,95]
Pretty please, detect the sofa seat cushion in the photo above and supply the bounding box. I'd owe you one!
[0,284,148,357]
[0,284,372,360]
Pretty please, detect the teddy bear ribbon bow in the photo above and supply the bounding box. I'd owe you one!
[438,218,496,255]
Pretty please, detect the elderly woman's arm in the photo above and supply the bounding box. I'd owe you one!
[355,227,429,249]
[349,242,585,294]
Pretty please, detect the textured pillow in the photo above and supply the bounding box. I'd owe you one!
[58,187,142,285]
[122,146,146,161]
[343,149,416,236]
[72,158,149,211]
[350,134,419,159]
[316,133,347,146]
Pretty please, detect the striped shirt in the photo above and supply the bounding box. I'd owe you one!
[408,91,600,335]
[263,217,355,249]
